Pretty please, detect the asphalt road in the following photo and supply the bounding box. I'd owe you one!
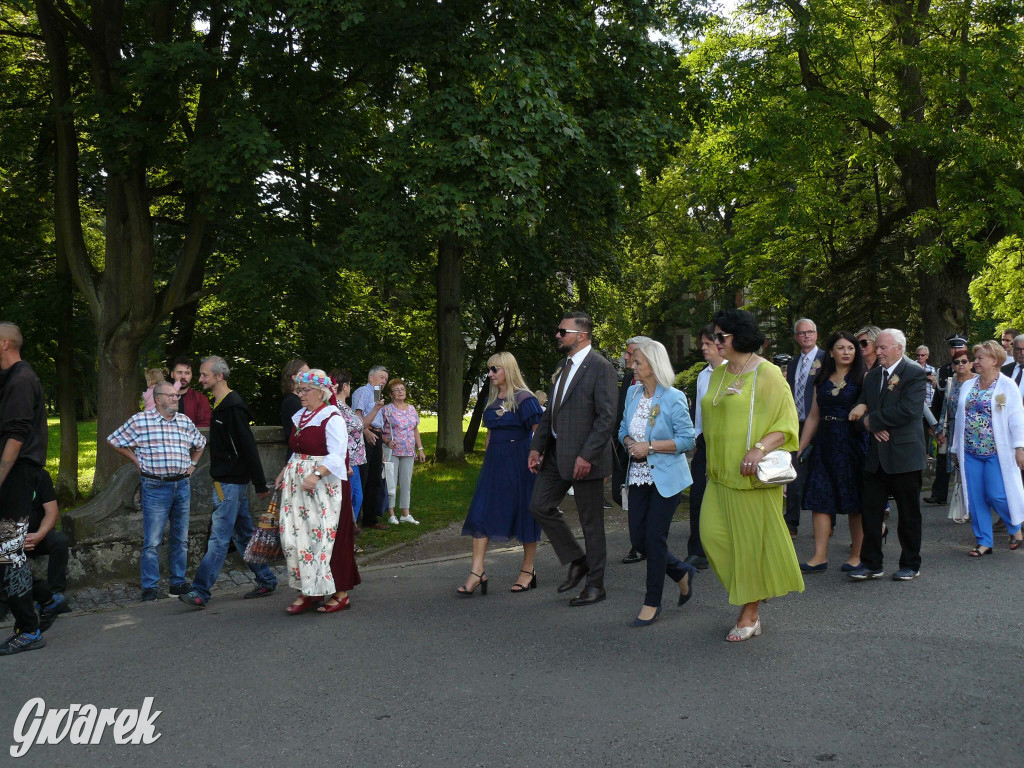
[3,506,1022,768]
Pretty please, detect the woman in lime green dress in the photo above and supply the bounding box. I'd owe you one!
[701,309,805,642]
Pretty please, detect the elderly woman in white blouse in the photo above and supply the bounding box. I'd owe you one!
[951,341,1024,556]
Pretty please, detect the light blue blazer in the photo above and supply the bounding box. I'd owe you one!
[618,383,695,498]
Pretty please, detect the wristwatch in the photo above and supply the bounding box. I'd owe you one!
[754,442,767,453]
[312,469,324,478]
[190,460,198,467]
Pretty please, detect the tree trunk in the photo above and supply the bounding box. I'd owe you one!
[462,378,489,453]
[92,332,148,491]
[918,261,971,365]
[54,244,79,506]
[435,235,465,463]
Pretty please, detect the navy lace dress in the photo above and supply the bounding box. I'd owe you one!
[461,391,543,542]
[803,377,868,516]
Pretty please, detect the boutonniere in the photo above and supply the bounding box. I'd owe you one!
[996,393,1006,410]
[887,374,900,391]
[648,404,661,426]
[495,405,506,418]
[810,359,822,373]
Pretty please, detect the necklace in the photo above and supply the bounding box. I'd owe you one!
[712,354,754,406]
[295,404,326,437]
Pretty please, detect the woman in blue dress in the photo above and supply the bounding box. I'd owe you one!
[797,331,868,573]
[458,352,543,596]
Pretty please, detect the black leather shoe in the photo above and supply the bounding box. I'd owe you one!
[621,549,646,564]
[557,561,589,593]
[569,586,606,606]
[922,497,945,505]
[683,554,709,570]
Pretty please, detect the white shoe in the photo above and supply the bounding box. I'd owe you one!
[387,515,400,525]
[399,515,420,525]
[567,487,575,496]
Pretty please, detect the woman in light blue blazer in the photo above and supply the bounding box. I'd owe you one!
[618,339,697,627]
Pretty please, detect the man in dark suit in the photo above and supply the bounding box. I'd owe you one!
[529,311,618,606]
[613,336,650,565]
[784,318,826,535]
[848,329,927,581]
[1001,334,1024,383]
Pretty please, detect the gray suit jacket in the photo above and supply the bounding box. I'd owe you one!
[857,358,927,474]
[531,348,618,480]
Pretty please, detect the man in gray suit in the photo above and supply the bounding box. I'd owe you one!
[847,329,927,582]
[785,318,826,536]
[529,311,618,606]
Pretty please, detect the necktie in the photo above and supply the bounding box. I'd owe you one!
[795,356,810,419]
[1015,367,1022,387]
[552,358,574,427]
[882,369,890,393]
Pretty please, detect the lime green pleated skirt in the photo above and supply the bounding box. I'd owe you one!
[701,481,805,605]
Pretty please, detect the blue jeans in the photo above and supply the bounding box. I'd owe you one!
[350,466,363,522]
[140,477,191,590]
[191,483,278,601]
[964,453,1022,548]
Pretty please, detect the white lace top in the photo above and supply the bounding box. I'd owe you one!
[627,395,655,486]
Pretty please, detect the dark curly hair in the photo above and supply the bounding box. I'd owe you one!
[814,331,866,386]
[712,309,765,354]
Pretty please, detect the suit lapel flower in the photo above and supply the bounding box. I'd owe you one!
[648,403,660,427]
[996,393,1006,410]
[810,358,821,375]
[887,374,900,391]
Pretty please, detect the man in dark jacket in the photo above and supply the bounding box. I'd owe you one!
[0,321,48,654]
[180,356,278,608]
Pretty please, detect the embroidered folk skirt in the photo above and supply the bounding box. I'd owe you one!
[280,453,342,596]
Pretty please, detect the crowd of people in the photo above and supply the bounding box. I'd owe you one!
[2,307,1023,654]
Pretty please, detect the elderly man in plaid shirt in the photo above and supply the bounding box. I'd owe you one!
[108,381,206,601]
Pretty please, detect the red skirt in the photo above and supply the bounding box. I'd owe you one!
[329,456,361,591]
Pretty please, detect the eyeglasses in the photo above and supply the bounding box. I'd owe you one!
[952,359,970,365]
[487,366,502,374]
[859,339,871,348]
[795,330,816,337]
[1014,346,1024,353]
[155,393,180,399]
[295,387,314,395]
[556,328,585,337]
[915,353,928,357]
[714,332,732,343]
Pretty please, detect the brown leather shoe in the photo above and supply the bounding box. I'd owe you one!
[370,522,390,530]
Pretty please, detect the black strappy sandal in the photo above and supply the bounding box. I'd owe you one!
[456,571,488,596]
[510,570,537,593]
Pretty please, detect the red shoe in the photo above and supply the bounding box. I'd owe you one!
[317,595,351,613]
[285,595,324,615]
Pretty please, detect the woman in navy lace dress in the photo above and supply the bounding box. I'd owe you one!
[458,352,543,595]
[797,332,868,573]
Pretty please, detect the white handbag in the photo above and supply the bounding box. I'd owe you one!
[746,365,797,488]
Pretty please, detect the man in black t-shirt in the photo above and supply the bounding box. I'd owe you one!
[26,468,71,629]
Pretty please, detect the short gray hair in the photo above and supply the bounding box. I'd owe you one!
[878,328,907,351]
[1014,334,1024,347]
[856,325,882,342]
[368,365,387,378]
[915,345,929,355]
[153,380,177,396]
[626,335,653,347]
[633,339,676,390]
[793,318,816,334]
[202,355,230,379]
[0,321,23,349]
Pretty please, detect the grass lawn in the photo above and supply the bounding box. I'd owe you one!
[44,417,488,548]
[46,418,98,500]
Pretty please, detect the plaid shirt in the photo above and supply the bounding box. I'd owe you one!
[107,410,206,477]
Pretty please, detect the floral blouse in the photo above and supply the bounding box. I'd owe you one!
[383,403,420,457]
[626,395,655,486]
[338,403,367,466]
[964,379,997,457]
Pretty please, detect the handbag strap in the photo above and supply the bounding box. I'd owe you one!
[745,363,761,451]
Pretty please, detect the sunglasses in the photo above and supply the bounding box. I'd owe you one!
[714,332,733,343]
[556,328,585,337]
[487,366,502,374]
[859,339,872,348]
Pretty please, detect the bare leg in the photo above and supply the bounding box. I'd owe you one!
[737,600,759,628]
[462,537,489,592]
[847,514,864,566]
[806,512,832,566]
[513,541,539,589]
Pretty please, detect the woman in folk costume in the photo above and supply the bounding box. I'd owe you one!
[951,341,1024,556]
[275,369,360,614]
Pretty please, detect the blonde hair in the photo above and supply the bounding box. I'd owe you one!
[486,352,531,412]
[145,367,167,387]
[633,340,676,390]
[973,340,1007,366]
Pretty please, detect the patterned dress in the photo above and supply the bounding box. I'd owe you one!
[280,405,360,595]
[803,377,868,516]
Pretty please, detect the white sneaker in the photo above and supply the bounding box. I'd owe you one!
[387,515,400,525]
[399,514,420,525]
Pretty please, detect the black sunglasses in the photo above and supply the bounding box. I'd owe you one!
[715,332,732,343]
[556,328,585,337]
[859,339,871,348]
[952,358,970,365]
[487,366,502,374]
